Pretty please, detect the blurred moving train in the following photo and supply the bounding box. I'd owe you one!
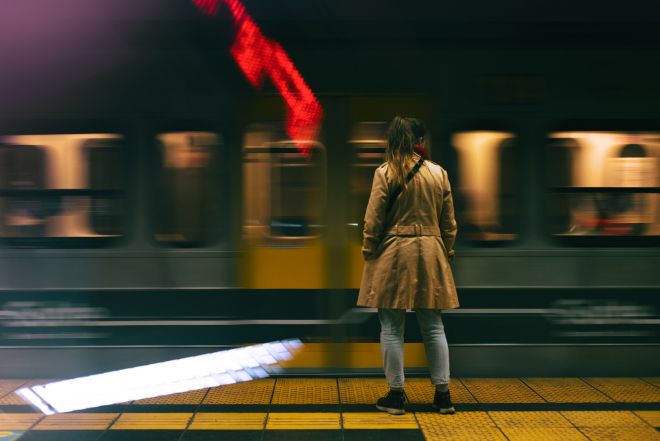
[0,2,659,377]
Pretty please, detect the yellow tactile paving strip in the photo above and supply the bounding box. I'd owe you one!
[3,378,660,437]
[561,411,649,427]
[202,379,275,404]
[0,413,43,430]
[132,388,209,405]
[111,413,192,430]
[189,412,266,430]
[339,378,389,404]
[418,411,495,428]
[406,378,477,403]
[417,412,507,441]
[579,426,660,441]
[489,411,574,428]
[523,378,613,403]
[422,425,509,441]
[6,378,659,408]
[634,410,660,427]
[33,413,118,430]
[266,412,341,430]
[271,378,339,404]
[342,412,418,429]
[461,378,545,403]
[503,427,589,440]
[583,377,660,402]
[487,412,590,440]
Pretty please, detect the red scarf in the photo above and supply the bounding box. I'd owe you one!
[414,144,430,160]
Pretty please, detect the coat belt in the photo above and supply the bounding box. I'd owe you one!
[385,225,441,237]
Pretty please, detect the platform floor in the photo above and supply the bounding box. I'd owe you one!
[1,377,659,440]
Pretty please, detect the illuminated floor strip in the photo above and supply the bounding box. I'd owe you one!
[15,340,302,414]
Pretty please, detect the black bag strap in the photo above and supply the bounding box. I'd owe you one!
[385,155,425,214]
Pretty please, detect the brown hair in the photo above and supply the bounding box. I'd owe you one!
[385,116,416,188]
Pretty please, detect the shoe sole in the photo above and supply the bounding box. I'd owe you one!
[433,405,456,414]
[376,405,405,415]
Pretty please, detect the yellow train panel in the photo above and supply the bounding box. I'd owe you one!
[242,242,326,288]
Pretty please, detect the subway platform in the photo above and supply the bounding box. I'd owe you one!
[1,377,660,440]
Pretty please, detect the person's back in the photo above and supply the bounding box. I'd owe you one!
[358,134,458,310]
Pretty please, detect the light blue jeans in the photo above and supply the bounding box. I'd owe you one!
[378,308,450,389]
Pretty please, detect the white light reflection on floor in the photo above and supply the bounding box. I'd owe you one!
[16,339,303,414]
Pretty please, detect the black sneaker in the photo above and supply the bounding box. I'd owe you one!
[376,389,406,415]
[433,390,456,414]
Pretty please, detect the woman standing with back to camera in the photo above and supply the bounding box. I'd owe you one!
[357,116,459,415]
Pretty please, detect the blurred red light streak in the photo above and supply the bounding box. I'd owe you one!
[193,0,323,156]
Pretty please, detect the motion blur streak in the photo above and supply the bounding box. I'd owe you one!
[193,0,324,156]
[16,339,302,414]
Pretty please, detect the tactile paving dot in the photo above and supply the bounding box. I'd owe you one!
[406,378,476,403]
[111,413,192,430]
[501,427,589,441]
[271,379,338,404]
[339,378,389,404]
[461,378,545,403]
[189,412,266,430]
[33,413,118,430]
[580,426,660,441]
[266,412,341,430]
[582,378,660,402]
[132,388,208,405]
[0,414,43,430]
[203,379,275,404]
[489,411,573,428]
[522,378,613,403]
[561,411,649,427]
[342,412,418,429]
[417,413,506,441]
[634,410,660,427]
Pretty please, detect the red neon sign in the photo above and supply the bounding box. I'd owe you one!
[193,0,323,155]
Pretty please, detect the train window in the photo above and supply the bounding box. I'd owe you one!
[547,132,660,242]
[348,122,387,240]
[243,125,325,241]
[152,132,219,246]
[0,134,126,246]
[451,131,519,242]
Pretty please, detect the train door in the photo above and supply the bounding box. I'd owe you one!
[242,100,327,288]
[346,97,430,288]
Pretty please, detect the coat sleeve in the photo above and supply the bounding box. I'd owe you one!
[362,166,389,260]
[439,168,457,261]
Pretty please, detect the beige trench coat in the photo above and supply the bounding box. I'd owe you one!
[357,157,459,310]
